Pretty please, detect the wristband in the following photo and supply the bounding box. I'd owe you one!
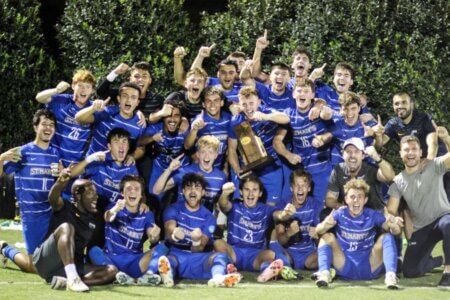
[375,158,383,164]
[192,239,201,247]
[106,71,119,82]
[171,232,180,242]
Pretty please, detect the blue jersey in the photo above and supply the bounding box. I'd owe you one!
[226,202,276,249]
[330,117,376,165]
[173,164,227,211]
[191,111,231,168]
[87,105,145,155]
[284,106,332,174]
[3,142,60,220]
[333,207,385,256]
[163,201,216,251]
[84,154,138,205]
[144,122,190,170]
[46,94,92,166]
[315,82,370,114]
[104,203,156,255]
[255,81,295,111]
[229,105,280,159]
[278,197,321,253]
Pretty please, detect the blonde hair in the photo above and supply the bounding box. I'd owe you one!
[238,86,258,98]
[186,67,208,81]
[339,91,360,107]
[343,178,370,196]
[197,135,220,152]
[72,69,96,86]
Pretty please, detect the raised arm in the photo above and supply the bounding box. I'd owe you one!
[49,167,72,211]
[251,29,270,83]
[173,47,187,86]
[191,44,216,70]
[365,146,395,182]
[218,182,235,213]
[75,97,110,124]
[152,154,184,194]
[36,81,70,104]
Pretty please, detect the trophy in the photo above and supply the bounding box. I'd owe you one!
[234,121,274,174]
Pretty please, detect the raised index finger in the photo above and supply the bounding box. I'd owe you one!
[263,29,268,39]
[209,43,216,50]
[320,63,327,70]
[377,114,382,125]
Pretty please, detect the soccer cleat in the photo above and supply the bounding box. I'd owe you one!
[311,268,336,281]
[158,256,174,287]
[0,241,8,268]
[315,270,332,288]
[115,271,136,285]
[208,273,242,288]
[136,273,161,286]
[437,273,450,289]
[384,272,399,289]
[257,259,283,282]
[66,277,89,292]
[50,276,67,290]
[280,266,303,281]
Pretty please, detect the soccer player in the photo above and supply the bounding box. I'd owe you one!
[273,79,333,204]
[184,86,232,170]
[387,134,450,288]
[31,170,117,292]
[228,86,290,205]
[157,173,241,287]
[326,137,395,211]
[153,135,227,212]
[75,82,145,160]
[214,175,296,282]
[139,99,190,199]
[96,175,162,286]
[0,109,60,273]
[315,179,403,289]
[274,169,322,271]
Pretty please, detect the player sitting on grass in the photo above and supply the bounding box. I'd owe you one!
[314,178,403,289]
[214,174,297,282]
[157,173,241,288]
[88,175,163,286]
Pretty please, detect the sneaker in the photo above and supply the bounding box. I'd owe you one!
[280,266,303,281]
[315,270,332,288]
[257,259,283,282]
[115,271,136,285]
[208,273,242,288]
[437,273,450,289]
[50,276,67,290]
[0,241,7,268]
[66,277,89,292]
[311,268,335,281]
[158,256,174,287]
[136,273,161,286]
[396,257,403,274]
[385,272,399,289]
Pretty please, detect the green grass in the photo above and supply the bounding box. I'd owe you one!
[0,221,448,300]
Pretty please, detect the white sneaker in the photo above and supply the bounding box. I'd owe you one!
[50,276,67,289]
[136,272,161,286]
[385,272,399,289]
[208,273,242,288]
[315,270,332,288]
[115,271,136,285]
[66,277,89,292]
[158,256,174,287]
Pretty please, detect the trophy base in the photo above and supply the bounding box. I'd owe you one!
[240,156,274,175]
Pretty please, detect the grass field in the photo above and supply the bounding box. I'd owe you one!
[0,221,448,300]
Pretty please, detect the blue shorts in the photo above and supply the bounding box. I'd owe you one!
[108,252,146,278]
[23,216,51,254]
[256,160,283,205]
[286,248,316,270]
[169,248,213,280]
[337,252,383,280]
[232,246,262,272]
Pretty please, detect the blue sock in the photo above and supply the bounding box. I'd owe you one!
[88,246,111,265]
[211,253,231,278]
[260,261,271,271]
[148,243,169,273]
[317,244,332,272]
[382,234,397,273]
[2,245,19,262]
[269,241,291,267]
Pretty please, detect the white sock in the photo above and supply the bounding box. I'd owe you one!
[64,264,79,280]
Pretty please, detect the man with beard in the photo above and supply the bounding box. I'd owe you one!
[387,134,450,288]
[0,109,60,273]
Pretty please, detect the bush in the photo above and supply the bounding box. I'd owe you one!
[58,0,196,97]
[0,0,58,151]
[199,0,449,169]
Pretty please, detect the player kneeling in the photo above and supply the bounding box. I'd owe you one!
[315,178,403,289]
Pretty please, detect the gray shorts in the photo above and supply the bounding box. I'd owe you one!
[32,234,65,282]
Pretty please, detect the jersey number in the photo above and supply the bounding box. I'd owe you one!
[68,127,81,140]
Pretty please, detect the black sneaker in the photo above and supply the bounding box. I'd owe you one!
[437,273,450,289]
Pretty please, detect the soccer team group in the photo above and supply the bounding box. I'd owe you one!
[0,31,449,292]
